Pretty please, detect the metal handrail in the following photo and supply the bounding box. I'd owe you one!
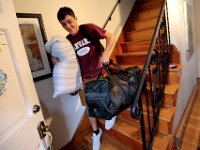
[129,0,172,149]
[131,0,167,119]
[103,0,121,29]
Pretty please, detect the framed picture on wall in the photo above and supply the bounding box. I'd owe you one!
[183,2,194,60]
[16,13,52,82]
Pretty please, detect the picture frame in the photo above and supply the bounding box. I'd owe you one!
[183,2,194,61]
[16,13,52,82]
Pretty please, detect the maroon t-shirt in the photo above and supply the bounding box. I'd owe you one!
[68,23,106,79]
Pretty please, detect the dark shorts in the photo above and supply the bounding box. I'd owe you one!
[79,77,97,106]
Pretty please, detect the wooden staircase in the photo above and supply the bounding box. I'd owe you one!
[64,0,181,150]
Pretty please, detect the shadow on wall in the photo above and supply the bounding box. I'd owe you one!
[35,78,85,149]
[37,87,69,149]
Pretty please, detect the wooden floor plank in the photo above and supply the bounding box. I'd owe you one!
[180,81,200,149]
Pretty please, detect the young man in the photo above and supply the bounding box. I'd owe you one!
[56,7,116,150]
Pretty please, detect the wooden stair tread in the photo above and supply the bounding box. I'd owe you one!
[121,43,149,53]
[99,118,142,143]
[116,51,149,56]
[122,40,151,45]
[169,64,182,72]
[125,28,154,42]
[131,15,158,23]
[126,27,154,34]
[164,84,180,95]
[146,64,182,73]
[84,126,171,150]
[119,106,175,135]
[110,63,181,73]
[140,105,176,122]
[98,117,171,149]
[84,132,132,150]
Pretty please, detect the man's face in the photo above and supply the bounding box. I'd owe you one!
[60,15,79,36]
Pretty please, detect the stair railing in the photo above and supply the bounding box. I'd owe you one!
[130,0,172,149]
[103,0,121,29]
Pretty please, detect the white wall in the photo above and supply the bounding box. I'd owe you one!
[194,0,200,77]
[167,0,197,133]
[12,0,135,149]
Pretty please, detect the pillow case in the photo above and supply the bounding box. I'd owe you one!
[45,35,83,98]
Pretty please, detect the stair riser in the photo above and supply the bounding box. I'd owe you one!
[141,89,178,107]
[126,29,154,42]
[120,108,174,135]
[167,72,180,84]
[146,71,180,85]
[130,8,160,22]
[163,91,178,107]
[116,55,147,65]
[129,18,157,31]
[157,116,174,135]
[121,43,149,53]
[121,41,171,53]
[143,112,173,135]
[135,0,163,13]
[171,51,181,64]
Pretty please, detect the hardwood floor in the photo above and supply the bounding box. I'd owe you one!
[180,80,200,150]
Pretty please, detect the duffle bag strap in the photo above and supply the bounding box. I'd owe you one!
[96,67,104,80]
[108,59,127,73]
[103,64,113,80]
[103,63,127,95]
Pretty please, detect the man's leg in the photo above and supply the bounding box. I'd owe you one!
[89,116,98,131]
[89,116,102,150]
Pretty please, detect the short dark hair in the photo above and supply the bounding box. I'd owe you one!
[57,7,75,21]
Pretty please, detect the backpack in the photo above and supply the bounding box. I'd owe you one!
[66,24,104,52]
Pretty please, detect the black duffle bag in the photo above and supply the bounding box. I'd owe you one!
[85,61,140,120]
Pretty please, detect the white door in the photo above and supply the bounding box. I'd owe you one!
[0,0,47,149]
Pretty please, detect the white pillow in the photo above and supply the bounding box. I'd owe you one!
[45,35,83,98]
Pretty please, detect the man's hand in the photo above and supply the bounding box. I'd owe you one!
[51,56,59,65]
[101,52,109,65]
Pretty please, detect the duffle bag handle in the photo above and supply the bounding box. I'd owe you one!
[96,59,115,80]
[102,64,113,79]
[103,63,127,95]
[108,59,129,73]
[96,67,104,80]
